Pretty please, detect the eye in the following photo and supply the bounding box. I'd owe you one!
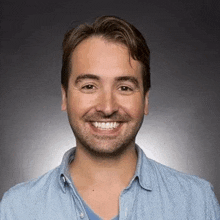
[119,86,133,92]
[82,84,95,90]
[81,84,97,93]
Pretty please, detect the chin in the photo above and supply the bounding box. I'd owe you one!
[78,138,135,159]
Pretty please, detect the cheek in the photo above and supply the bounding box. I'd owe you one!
[119,95,145,118]
[67,93,96,115]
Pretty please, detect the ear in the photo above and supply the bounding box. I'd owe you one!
[144,91,149,115]
[61,86,67,111]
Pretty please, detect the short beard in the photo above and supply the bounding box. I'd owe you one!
[69,111,144,160]
[75,133,136,160]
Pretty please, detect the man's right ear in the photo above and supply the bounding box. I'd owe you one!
[61,86,67,111]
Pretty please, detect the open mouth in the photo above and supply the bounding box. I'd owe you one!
[91,122,120,130]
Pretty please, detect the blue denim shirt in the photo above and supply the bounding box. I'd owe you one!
[1,145,220,219]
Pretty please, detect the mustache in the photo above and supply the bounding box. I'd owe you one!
[84,112,131,122]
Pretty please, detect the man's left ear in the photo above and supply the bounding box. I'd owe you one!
[144,91,149,115]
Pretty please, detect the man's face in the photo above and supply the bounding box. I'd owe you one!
[62,37,149,158]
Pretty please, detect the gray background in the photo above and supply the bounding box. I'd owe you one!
[1,0,219,202]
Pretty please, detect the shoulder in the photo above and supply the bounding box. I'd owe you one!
[2,166,59,197]
[0,166,60,215]
[143,155,220,212]
[136,150,220,218]
[140,151,217,199]
[146,156,211,192]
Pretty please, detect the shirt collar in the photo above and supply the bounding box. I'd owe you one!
[134,144,153,191]
[58,147,76,193]
[58,144,153,193]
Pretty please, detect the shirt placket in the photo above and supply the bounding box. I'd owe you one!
[63,175,90,220]
[119,179,138,220]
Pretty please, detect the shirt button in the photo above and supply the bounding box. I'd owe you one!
[62,175,66,183]
[125,207,128,217]
[80,212,84,218]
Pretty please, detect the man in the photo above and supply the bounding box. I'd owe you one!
[0,16,219,220]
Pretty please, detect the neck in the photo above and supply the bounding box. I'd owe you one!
[69,144,138,187]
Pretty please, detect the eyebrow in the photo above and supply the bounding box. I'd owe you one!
[115,76,140,87]
[75,74,100,84]
[75,74,140,87]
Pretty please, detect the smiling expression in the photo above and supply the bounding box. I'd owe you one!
[62,36,149,158]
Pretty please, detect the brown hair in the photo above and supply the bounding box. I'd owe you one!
[61,15,151,94]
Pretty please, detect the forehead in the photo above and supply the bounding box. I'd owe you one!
[70,37,142,79]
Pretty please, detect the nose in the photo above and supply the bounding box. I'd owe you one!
[95,90,118,116]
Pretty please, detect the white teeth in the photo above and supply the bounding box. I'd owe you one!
[92,122,120,130]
